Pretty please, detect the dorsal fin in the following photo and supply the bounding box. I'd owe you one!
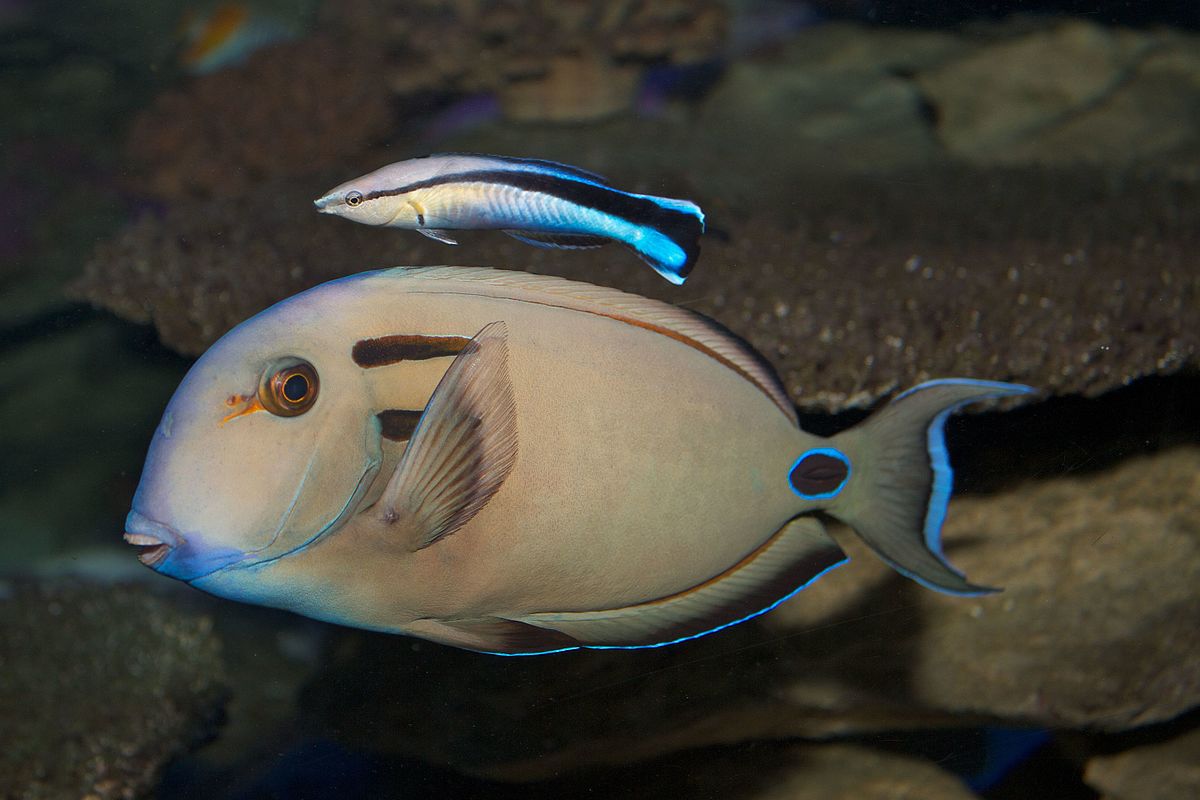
[390,267,797,425]
[424,153,611,186]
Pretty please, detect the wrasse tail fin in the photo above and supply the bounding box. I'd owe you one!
[377,321,518,550]
[503,230,610,249]
[510,517,846,650]
[812,379,1035,595]
[627,196,705,285]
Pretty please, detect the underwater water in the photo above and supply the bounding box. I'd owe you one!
[2,1,1199,798]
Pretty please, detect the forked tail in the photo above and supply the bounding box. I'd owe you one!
[628,194,705,285]
[788,379,1034,595]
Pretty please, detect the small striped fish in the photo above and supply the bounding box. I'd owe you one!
[314,154,706,284]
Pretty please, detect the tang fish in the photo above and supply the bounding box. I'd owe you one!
[314,155,706,285]
[125,267,1031,654]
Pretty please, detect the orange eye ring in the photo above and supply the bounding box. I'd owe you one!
[258,359,319,417]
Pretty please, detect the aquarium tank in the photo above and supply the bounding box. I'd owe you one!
[1,0,1197,798]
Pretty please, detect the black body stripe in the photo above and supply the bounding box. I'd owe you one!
[416,153,610,185]
[363,170,698,231]
[377,409,423,442]
[352,334,471,368]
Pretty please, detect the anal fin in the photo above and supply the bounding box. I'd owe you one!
[407,617,581,654]
[517,517,848,649]
[504,230,609,249]
[418,228,459,245]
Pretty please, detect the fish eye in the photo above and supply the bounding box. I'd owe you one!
[345,191,363,207]
[259,359,319,417]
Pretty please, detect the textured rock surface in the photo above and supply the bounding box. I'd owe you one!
[75,167,1199,411]
[328,0,727,122]
[917,21,1200,168]
[124,35,395,201]
[0,580,227,799]
[1084,726,1200,800]
[917,21,1153,160]
[543,742,981,799]
[300,446,1200,779]
[699,23,962,173]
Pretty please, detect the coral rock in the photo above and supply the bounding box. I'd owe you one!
[1084,726,1200,800]
[125,36,395,201]
[326,0,728,122]
[0,580,226,799]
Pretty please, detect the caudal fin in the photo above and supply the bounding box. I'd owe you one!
[790,379,1034,595]
[628,195,705,285]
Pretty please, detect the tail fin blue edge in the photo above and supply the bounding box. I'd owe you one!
[896,378,1035,592]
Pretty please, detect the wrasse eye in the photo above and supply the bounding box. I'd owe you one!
[259,359,319,417]
[345,191,363,207]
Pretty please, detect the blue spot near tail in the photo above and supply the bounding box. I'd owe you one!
[788,447,851,500]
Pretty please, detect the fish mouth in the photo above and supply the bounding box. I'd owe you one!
[313,195,337,213]
[124,511,182,569]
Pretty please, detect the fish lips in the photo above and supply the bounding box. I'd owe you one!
[124,509,246,582]
[312,195,339,213]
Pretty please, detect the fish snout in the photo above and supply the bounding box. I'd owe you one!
[123,510,182,569]
[313,195,337,213]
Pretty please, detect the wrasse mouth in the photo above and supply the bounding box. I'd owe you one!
[124,532,172,566]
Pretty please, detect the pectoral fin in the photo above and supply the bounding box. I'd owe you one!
[503,230,609,249]
[418,228,459,245]
[514,516,848,650]
[377,321,518,550]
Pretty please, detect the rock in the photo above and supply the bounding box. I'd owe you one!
[543,741,981,800]
[996,35,1200,170]
[700,24,956,174]
[0,580,227,799]
[1084,725,1200,800]
[299,446,1200,780]
[74,166,1200,412]
[327,0,729,123]
[124,35,396,201]
[917,21,1160,164]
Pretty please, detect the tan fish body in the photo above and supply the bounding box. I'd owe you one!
[125,267,1030,653]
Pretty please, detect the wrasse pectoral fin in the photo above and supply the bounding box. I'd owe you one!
[377,321,518,550]
[418,228,459,245]
[515,517,847,650]
[407,617,581,655]
[503,230,609,249]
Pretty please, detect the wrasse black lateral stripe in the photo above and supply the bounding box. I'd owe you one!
[362,170,699,231]
[352,334,472,368]
[377,409,424,442]
[417,153,610,185]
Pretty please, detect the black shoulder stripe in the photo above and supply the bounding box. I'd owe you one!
[377,409,423,442]
[353,334,471,368]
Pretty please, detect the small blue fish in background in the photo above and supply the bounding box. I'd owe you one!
[315,154,706,285]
